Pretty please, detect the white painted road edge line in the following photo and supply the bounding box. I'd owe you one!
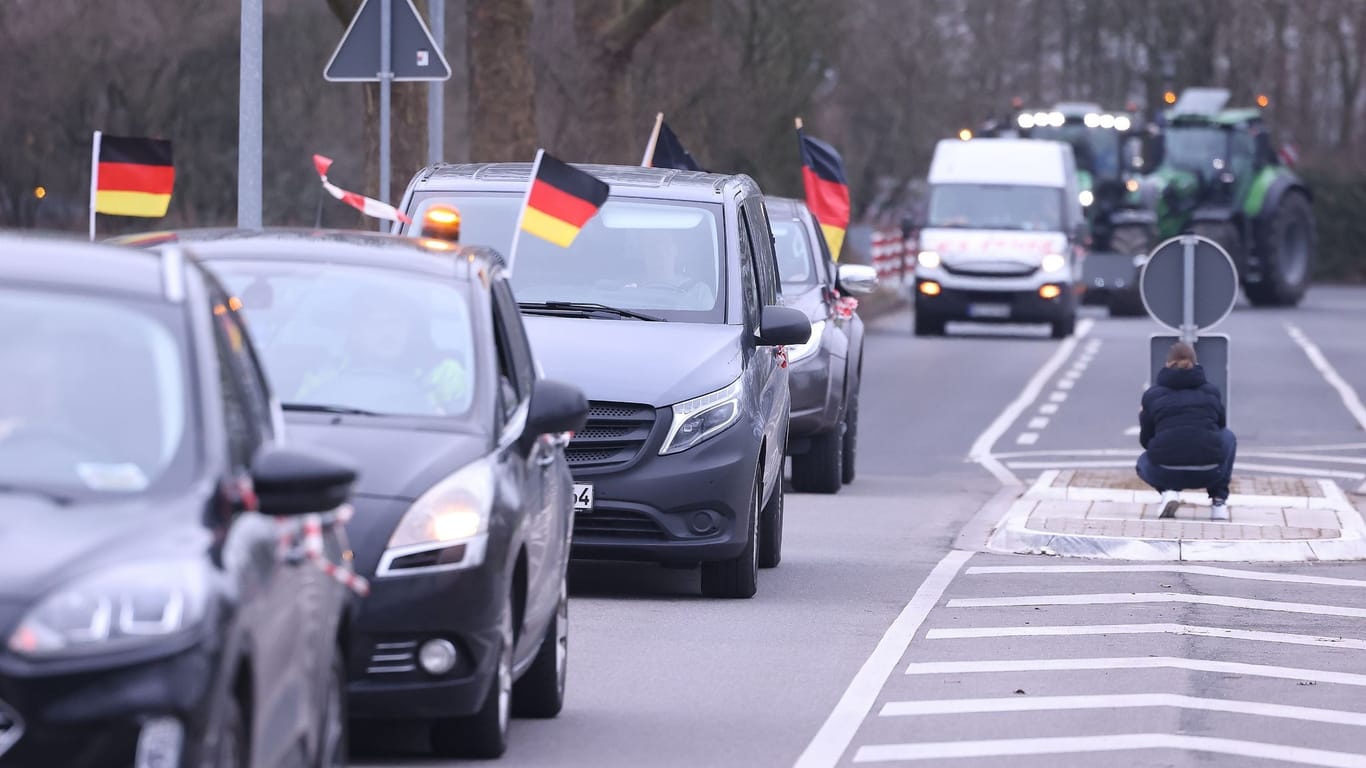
[1003,458,1366,480]
[791,550,972,768]
[878,692,1366,727]
[946,592,1366,619]
[1287,324,1366,432]
[852,733,1366,766]
[965,563,1366,588]
[968,318,1093,486]
[925,622,1366,650]
[902,656,1366,686]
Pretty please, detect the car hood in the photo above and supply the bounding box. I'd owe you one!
[920,228,1067,273]
[284,417,489,500]
[523,316,744,406]
[781,286,829,322]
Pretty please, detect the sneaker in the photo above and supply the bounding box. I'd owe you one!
[1211,499,1230,521]
[1159,490,1180,518]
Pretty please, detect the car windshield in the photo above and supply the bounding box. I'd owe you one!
[0,287,193,498]
[772,220,820,289]
[1029,124,1121,179]
[927,184,1063,231]
[211,260,478,419]
[411,193,725,323]
[1165,125,1228,178]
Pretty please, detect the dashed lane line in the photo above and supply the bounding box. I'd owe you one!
[925,622,1366,650]
[1026,417,1048,429]
[965,563,1366,588]
[903,656,1366,687]
[852,733,1366,766]
[878,693,1366,727]
[1015,433,1038,446]
[947,592,1366,619]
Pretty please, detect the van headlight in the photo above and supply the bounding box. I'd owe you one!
[382,459,493,572]
[660,376,743,455]
[785,320,826,364]
[1041,253,1067,273]
[8,560,208,659]
[917,250,941,269]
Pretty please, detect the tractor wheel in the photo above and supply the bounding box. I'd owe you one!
[1245,191,1315,307]
[1190,220,1242,271]
[1107,225,1152,317]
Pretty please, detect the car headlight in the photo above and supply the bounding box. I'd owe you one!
[786,319,826,364]
[1079,190,1094,207]
[8,560,207,659]
[388,459,493,550]
[917,250,941,269]
[1041,253,1067,273]
[660,376,743,455]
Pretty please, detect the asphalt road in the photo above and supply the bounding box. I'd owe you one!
[356,285,1366,767]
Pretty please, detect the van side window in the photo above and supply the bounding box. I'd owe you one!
[735,205,761,330]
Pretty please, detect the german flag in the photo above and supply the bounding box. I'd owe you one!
[93,133,174,218]
[798,127,851,260]
[519,151,609,248]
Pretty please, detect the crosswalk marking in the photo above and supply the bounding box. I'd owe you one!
[925,622,1366,649]
[902,656,1366,686]
[946,591,1366,619]
[878,693,1366,727]
[852,733,1366,766]
[965,563,1366,588]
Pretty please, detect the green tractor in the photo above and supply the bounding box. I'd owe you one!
[1117,88,1316,307]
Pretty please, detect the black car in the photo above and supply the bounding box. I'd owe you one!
[395,164,811,599]
[0,234,356,767]
[132,230,589,759]
[767,197,878,494]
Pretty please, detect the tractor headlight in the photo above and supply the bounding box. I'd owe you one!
[1079,190,1094,207]
[661,377,743,455]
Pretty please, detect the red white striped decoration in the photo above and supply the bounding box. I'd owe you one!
[313,154,411,225]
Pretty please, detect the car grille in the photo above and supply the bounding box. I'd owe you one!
[574,510,668,541]
[0,698,21,759]
[566,402,656,469]
[944,260,1038,278]
[366,641,417,675]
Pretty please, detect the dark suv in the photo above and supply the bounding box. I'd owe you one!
[396,164,811,598]
[767,197,878,493]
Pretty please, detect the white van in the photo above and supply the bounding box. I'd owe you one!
[913,138,1086,338]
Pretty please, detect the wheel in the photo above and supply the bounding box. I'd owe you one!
[914,308,944,336]
[1051,312,1076,339]
[1245,191,1315,307]
[431,604,512,758]
[211,694,249,768]
[315,651,348,768]
[758,476,784,568]
[840,384,860,486]
[512,571,568,718]
[700,472,760,598]
[790,428,843,494]
[1191,219,1242,275]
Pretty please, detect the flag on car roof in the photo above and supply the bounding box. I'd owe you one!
[797,122,851,260]
[642,114,704,172]
[91,132,174,218]
[517,150,610,248]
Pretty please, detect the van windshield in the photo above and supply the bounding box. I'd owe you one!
[926,184,1063,232]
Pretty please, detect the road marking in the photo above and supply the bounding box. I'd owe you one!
[1123,425,1141,436]
[1038,403,1059,415]
[878,693,1366,727]
[1015,433,1038,446]
[965,563,1366,588]
[1003,459,1365,479]
[926,623,1366,649]
[1047,391,1068,403]
[792,550,972,768]
[1243,451,1366,466]
[1057,378,1075,389]
[968,318,1094,485]
[853,733,1366,766]
[1027,417,1049,429]
[1287,324,1366,432]
[903,656,1366,686]
[947,592,1366,619]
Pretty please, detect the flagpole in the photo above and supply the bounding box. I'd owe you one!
[640,112,664,167]
[506,148,545,276]
[89,130,102,241]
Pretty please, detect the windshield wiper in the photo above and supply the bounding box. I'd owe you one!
[0,483,73,506]
[282,403,380,416]
[519,301,664,322]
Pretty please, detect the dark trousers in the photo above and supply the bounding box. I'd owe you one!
[1136,428,1237,500]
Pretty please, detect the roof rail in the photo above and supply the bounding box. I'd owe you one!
[160,246,186,303]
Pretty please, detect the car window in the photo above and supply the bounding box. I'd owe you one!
[491,280,534,415]
[772,220,818,289]
[927,184,1064,231]
[209,286,273,444]
[735,205,761,330]
[210,259,477,419]
[740,204,777,307]
[211,313,263,471]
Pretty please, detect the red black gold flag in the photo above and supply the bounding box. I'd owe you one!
[92,132,174,218]
[518,150,610,248]
[797,125,851,260]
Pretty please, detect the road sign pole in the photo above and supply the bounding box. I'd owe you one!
[378,0,393,232]
[1180,234,1197,343]
[238,0,263,228]
[426,0,444,166]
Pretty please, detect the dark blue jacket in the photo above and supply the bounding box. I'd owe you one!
[1139,365,1227,466]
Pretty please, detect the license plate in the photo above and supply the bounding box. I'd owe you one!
[572,483,594,512]
[968,303,1011,319]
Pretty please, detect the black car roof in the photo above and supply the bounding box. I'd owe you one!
[0,232,174,299]
[412,162,759,202]
[111,228,503,281]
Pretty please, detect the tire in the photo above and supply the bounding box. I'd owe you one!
[212,694,249,768]
[1051,311,1076,339]
[840,385,860,486]
[1245,191,1315,307]
[700,472,760,598]
[316,651,348,768]
[432,605,512,758]
[512,571,568,719]
[914,308,944,336]
[758,476,784,568]
[1191,220,1242,270]
[790,428,843,494]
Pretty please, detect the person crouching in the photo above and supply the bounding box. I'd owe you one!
[1137,342,1237,520]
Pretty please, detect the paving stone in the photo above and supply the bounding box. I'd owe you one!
[1032,500,1092,518]
[1087,502,1145,520]
[1231,506,1287,526]
[1284,508,1343,529]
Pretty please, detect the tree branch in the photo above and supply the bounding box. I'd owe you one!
[599,0,684,60]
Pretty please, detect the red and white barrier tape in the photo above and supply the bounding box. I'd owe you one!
[312,154,412,225]
[277,504,371,597]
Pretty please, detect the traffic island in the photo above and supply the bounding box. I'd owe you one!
[986,468,1366,561]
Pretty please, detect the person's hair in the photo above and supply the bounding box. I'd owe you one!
[1166,341,1197,369]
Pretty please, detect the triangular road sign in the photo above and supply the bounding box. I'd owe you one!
[324,0,451,82]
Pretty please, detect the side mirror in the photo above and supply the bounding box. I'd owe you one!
[758,306,811,347]
[251,445,357,516]
[836,263,879,296]
[525,378,589,437]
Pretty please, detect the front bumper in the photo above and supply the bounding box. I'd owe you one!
[1081,251,1141,303]
[787,344,845,443]
[916,278,1075,324]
